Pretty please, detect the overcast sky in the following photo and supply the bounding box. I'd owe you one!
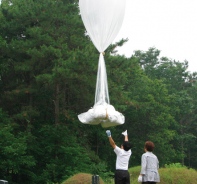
[114,0,197,73]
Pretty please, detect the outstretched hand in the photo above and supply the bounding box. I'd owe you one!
[122,130,127,136]
[106,130,111,137]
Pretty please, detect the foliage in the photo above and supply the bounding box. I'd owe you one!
[164,163,186,168]
[159,166,197,184]
[0,0,96,183]
[133,47,197,167]
[0,0,197,183]
[0,109,36,183]
[89,162,114,181]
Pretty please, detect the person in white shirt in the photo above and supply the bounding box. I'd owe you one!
[138,141,160,184]
[106,130,132,184]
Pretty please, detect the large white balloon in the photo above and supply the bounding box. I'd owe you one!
[78,0,126,128]
[79,0,126,52]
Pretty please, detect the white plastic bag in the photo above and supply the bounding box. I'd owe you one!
[138,175,142,182]
[78,103,125,128]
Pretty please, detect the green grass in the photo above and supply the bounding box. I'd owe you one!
[61,173,105,184]
[61,164,197,184]
[159,167,197,184]
[129,165,197,184]
[129,166,143,184]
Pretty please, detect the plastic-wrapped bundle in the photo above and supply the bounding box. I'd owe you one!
[78,0,126,127]
[78,102,125,128]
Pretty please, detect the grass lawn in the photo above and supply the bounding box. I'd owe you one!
[62,164,197,184]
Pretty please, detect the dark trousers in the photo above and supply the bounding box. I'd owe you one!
[115,170,130,184]
[142,182,156,184]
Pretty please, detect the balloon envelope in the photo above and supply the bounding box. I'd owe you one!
[79,0,126,52]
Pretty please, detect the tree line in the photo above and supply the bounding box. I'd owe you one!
[0,0,197,183]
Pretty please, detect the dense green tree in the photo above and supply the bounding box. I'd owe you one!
[0,108,35,183]
[0,0,99,183]
[184,81,197,168]
[124,74,177,166]
[134,48,197,168]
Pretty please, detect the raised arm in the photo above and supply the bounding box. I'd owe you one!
[122,130,128,141]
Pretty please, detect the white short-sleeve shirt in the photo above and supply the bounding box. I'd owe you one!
[114,146,132,170]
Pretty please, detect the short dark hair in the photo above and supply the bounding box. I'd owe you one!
[122,141,132,151]
[144,141,155,152]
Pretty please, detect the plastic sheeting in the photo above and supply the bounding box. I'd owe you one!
[78,54,125,128]
[78,0,126,128]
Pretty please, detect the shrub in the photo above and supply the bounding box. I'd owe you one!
[159,166,197,184]
[164,163,186,168]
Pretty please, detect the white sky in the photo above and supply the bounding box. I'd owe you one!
[114,0,197,73]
